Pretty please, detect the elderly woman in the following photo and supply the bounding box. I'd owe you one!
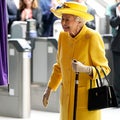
[43,1,110,120]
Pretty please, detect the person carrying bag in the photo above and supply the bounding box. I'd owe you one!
[42,1,111,120]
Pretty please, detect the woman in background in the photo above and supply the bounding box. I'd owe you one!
[16,0,43,37]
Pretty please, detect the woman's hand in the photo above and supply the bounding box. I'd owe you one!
[72,59,93,75]
[21,9,27,21]
[42,87,51,107]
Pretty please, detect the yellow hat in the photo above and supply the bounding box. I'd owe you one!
[50,1,94,21]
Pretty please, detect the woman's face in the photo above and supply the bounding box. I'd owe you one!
[23,0,33,5]
[61,14,84,37]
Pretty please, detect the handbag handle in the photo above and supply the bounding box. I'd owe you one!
[94,67,103,87]
[100,66,110,85]
[90,66,110,88]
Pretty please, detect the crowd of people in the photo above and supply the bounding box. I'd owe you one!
[7,0,63,37]
[7,0,96,37]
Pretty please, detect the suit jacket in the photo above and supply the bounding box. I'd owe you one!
[16,8,43,37]
[39,0,58,36]
[110,2,120,52]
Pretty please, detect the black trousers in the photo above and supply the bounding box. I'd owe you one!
[112,51,120,106]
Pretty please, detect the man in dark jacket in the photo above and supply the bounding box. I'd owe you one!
[110,0,120,107]
[39,0,58,37]
[7,0,17,34]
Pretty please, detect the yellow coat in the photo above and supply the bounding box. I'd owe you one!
[48,25,110,120]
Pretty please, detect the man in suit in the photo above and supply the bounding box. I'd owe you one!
[38,0,59,37]
[109,0,120,107]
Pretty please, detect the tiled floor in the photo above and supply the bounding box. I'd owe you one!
[0,110,59,120]
[0,108,120,120]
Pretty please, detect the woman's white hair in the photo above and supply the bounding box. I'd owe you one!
[75,16,86,23]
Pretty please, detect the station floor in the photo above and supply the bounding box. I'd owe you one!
[0,108,120,120]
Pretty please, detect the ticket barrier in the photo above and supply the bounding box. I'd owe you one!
[102,34,113,85]
[0,39,31,118]
[31,37,60,112]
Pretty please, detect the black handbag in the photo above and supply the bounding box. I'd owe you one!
[88,66,118,111]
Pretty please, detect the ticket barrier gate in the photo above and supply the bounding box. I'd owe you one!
[31,37,60,112]
[0,39,31,118]
[102,34,113,85]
